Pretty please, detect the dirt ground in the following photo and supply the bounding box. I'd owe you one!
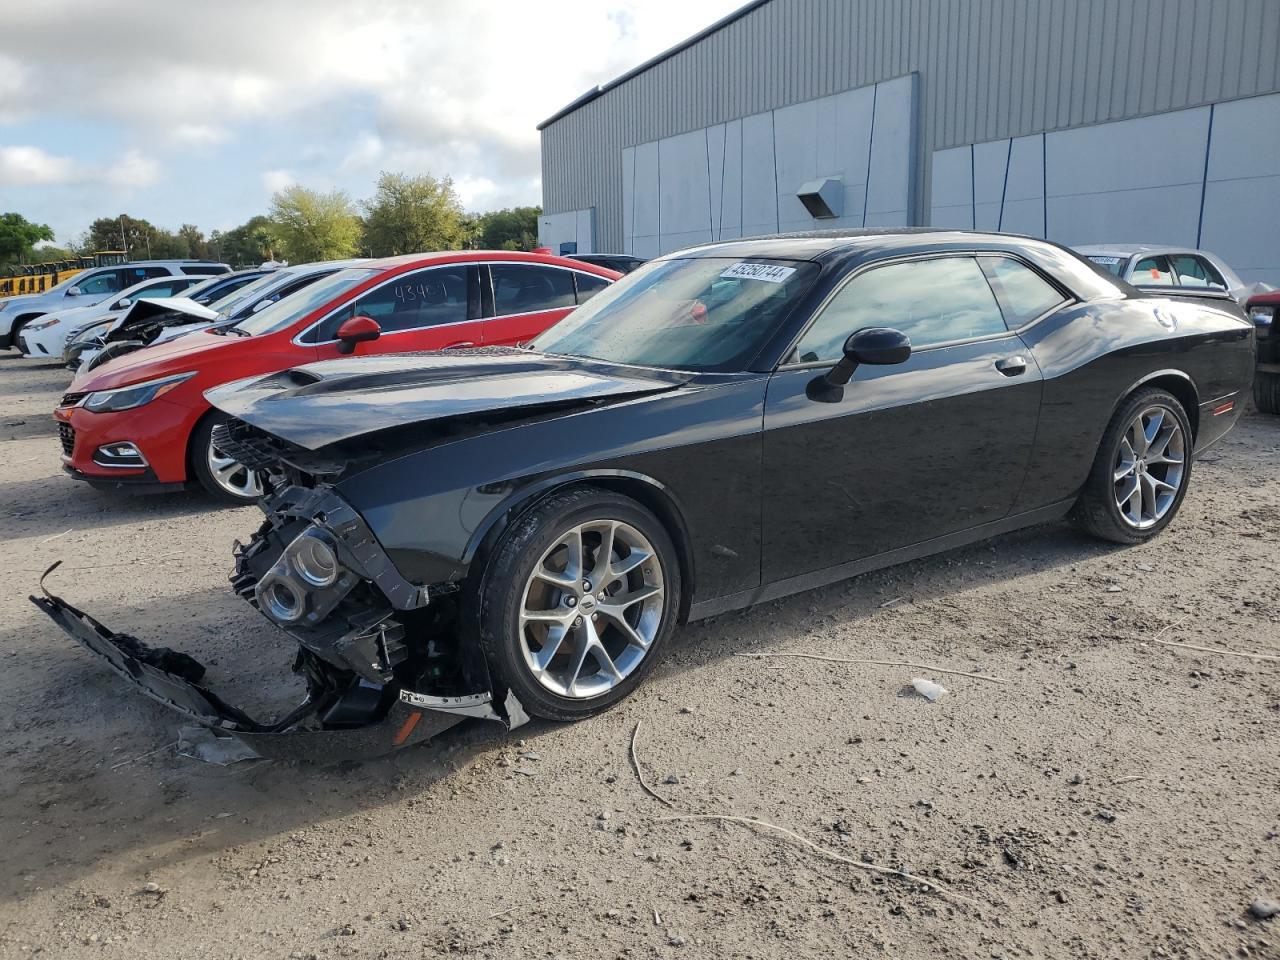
[0,354,1277,960]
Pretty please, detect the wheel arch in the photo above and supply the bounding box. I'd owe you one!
[464,470,697,622]
[183,404,223,484]
[1114,369,1201,440]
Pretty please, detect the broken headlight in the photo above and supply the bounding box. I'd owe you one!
[255,527,359,626]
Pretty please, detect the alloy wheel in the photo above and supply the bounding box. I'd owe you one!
[1112,404,1185,529]
[206,437,270,501]
[518,519,665,699]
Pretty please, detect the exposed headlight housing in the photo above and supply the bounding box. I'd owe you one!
[83,372,195,413]
[26,316,60,331]
[255,527,357,626]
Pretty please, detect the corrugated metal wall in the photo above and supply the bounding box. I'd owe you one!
[540,0,1280,252]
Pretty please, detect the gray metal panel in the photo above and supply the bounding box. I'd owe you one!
[1200,91,1280,283]
[541,0,1280,253]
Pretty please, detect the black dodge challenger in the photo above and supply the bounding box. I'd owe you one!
[35,230,1255,758]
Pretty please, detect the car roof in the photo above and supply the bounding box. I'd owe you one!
[273,258,372,276]
[665,227,1058,262]
[360,249,620,275]
[1075,244,1194,258]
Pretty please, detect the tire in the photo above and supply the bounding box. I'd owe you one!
[477,485,682,722]
[189,411,272,505]
[1255,371,1280,415]
[1072,388,1194,545]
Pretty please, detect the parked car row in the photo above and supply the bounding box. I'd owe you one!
[26,229,1258,762]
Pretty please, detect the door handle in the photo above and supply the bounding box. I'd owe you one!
[995,356,1027,376]
[443,341,475,349]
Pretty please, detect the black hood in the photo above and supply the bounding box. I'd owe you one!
[205,348,682,451]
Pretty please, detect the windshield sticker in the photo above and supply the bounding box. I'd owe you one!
[1088,256,1122,265]
[720,262,796,284]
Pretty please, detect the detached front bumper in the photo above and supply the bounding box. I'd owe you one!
[32,482,528,760]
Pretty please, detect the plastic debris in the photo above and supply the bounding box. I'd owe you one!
[177,725,259,765]
[911,678,948,702]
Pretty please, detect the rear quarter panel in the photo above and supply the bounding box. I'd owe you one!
[1013,296,1254,512]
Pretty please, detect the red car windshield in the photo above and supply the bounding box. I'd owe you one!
[231,268,379,337]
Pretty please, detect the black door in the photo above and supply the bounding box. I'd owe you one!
[761,254,1046,583]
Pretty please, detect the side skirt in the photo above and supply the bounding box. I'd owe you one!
[687,499,1075,622]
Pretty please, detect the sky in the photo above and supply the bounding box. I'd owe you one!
[0,0,745,248]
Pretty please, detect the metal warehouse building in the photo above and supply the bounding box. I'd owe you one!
[537,0,1280,283]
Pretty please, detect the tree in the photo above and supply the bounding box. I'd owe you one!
[472,206,541,252]
[269,186,361,262]
[178,224,210,260]
[0,213,56,264]
[361,171,468,256]
[85,214,166,258]
[209,215,277,266]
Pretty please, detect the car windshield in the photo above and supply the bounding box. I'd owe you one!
[232,268,379,337]
[1084,255,1127,277]
[208,272,278,317]
[530,257,819,372]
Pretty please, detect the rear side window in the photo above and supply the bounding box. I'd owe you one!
[1171,255,1226,290]
[132,279,193,300]
[181,265,229,275]
[1133,255,1174,286]
[979,257,1068,326]
[573,271,610,304]
[74,271,123,295]
[795,256,1008,361]
[492,264,575,315]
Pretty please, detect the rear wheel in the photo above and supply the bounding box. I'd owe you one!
[1255,372,1280,415]
[477,486,681,722]
[190,411,273,504]
[1072,388,1193,544]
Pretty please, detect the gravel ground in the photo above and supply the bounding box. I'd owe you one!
[1,354,1277,960]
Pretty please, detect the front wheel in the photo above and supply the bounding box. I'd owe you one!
[1072,388,1193,544]
[477,486,682,722]
[189,411,274,504]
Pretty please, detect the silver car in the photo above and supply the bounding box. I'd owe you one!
[1075,244,1249,302]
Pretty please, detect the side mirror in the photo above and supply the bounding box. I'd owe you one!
[67,286,82,296]
[252,298,273,313]
[808,327,911,402]
[117,297,131,309]
[335,315,381,355]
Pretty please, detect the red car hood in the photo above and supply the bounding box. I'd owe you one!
[70,330,245,392]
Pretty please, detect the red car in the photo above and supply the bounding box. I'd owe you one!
[56,251,619,502]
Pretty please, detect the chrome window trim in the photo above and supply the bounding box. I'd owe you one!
[485,260,600,316]
[778,249,1074,369]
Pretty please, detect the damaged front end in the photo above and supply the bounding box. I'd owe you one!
[31,481,528,760]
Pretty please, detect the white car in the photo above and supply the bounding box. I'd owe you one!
[17,274,209,361]
[0,259,229,351]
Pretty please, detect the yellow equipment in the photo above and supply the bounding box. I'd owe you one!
[0,250,127,298]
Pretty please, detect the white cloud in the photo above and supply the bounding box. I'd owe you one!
[261,168,295,194]
[0,144,156,189]
[104,149,160,188]
[171,123,230,147]
[0,1,743,192]
[0,145,76,186]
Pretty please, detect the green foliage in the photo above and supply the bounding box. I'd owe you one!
[0,212,56,264]
[361,171,468,256]
[269,185,361,263]
[209,215,278,266]
[471,206,541,252]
